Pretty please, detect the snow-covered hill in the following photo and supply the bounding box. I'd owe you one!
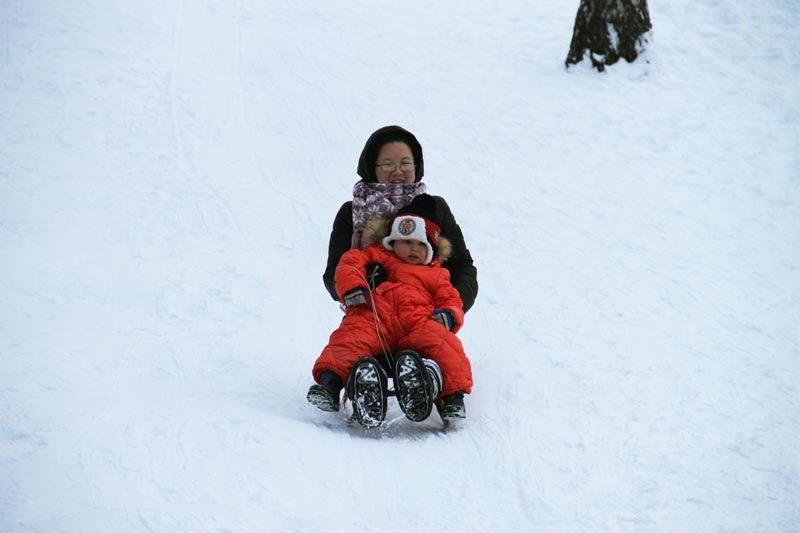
[1,1,798,532]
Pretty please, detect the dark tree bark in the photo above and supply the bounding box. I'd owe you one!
[565,0,653,71]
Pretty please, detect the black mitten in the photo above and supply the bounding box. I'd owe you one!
[365,262,387,291]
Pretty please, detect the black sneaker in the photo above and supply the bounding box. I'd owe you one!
[307,370,343,412]
[346,357,388,429]
[439,391,466,420]
[307,383,340,412]
[394,350,435,422]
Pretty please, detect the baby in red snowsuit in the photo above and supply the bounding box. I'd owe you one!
[308,194,473,426]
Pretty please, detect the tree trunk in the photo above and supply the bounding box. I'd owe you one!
[565,0,652,71]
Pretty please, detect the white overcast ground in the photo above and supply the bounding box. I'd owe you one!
[1,1,798,532]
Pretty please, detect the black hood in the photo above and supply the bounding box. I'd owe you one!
[356,125,424,183]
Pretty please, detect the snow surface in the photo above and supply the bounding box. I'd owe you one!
[1,1,799,532]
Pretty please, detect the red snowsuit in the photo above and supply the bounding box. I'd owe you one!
[312,245,473,397]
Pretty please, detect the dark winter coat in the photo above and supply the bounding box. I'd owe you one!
[323,195,478,312]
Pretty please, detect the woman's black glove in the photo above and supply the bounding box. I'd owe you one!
[365,263,387,291]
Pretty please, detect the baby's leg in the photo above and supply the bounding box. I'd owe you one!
[398,320,473,397]
[312,311,386,384]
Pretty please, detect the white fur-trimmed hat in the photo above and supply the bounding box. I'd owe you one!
[382,215,440,265]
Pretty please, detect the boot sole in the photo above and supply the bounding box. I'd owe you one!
[394,351,433,422]
[350,359,387,429]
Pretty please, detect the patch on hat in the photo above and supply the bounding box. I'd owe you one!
[398,218,416,236]
[382,215,435,265]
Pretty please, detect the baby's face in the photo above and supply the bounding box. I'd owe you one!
[393,239,427,265]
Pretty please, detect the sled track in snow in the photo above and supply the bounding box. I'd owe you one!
[169,0,254,253]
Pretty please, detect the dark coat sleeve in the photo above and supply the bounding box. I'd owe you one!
[323,201,354,302]
[434,196,478,312]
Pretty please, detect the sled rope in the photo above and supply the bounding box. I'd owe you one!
[341,264,394,367]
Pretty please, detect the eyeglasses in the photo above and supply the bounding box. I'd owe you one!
[375,161,416,173]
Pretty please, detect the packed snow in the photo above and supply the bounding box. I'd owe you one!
[1,1,798,532]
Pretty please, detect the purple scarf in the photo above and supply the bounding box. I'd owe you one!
[351,180,426,248]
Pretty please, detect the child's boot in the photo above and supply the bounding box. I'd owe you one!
[394,350,440,422]
[307,370,343,412]
[346,356,388,429]
[439,391,466,420]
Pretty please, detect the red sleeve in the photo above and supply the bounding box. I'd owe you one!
[431,267,465,333]
[334,245,385,300]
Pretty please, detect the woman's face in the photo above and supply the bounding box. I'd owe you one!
[374,142,416,184]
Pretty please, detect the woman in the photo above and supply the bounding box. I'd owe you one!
[322,125,478,312]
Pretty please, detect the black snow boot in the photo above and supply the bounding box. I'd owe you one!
[346,357,388,429]
[307,370,343,412]
[393,350,441,422]
[439,391,466,420]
